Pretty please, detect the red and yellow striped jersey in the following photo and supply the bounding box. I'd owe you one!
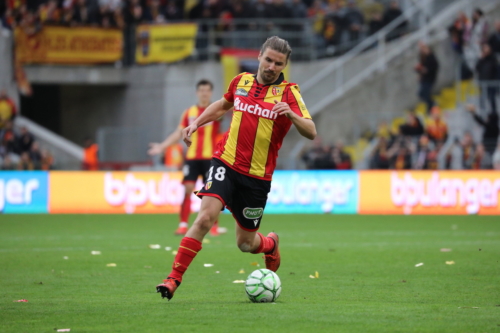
[179,105,220,160]
[214,72,312,180]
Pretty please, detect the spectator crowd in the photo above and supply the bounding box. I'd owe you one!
[301,137,352,170]
[302,7,500,172]
[1,0,408,55]
[0,91,54,171]
[366,105,499,171]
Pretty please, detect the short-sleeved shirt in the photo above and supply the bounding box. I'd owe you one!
[179,105,220,160]
[214,72,312,181]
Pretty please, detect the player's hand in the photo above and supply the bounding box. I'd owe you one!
[273,100,296,120]
[182,124,198,147]
[147,143,163,156]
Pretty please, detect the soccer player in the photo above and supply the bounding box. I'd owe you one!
[148,79,226,236]
[156,36,317,300]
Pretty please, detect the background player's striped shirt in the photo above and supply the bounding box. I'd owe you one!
[179,105,220,160]
[214,72,312,181]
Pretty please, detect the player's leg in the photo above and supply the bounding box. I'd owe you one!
[199,159,226,236]
[157,158,234,300]
[231,175,280,272]
[157,196,222,300]
[235,225,276,255]
[176,161,197,235]
[176,181,195,235]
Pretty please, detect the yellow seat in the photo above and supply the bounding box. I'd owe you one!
[391,117,406,134]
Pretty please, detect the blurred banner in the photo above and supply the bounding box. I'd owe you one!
[359,171,500,215]
[2,171,500,215]
[49,171,202,214]
[267,171,358,214]
[135,23,197,64]
[0,171,48,213]
[15,27,123,64]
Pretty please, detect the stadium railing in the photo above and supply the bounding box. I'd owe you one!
[287,0,499,169]
[121,18,414,64]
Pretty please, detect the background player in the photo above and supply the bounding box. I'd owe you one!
[148,79,226,236]
[156,36,317,300]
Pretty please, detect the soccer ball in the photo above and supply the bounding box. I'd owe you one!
[245,269,281,303]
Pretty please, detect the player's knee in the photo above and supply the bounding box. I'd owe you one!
[237,240,254,253]
[193,213,215,233]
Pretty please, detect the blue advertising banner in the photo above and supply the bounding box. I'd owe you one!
[265,170,359,214]
[0,171,49,213]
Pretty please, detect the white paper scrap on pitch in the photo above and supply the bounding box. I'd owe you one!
[56,329,71,332]
[204,263,214,267]
[149,244,161,249]
[91,251,101,255]
[165,247,172,251]
[415,263,424,267]
[233,280,245,283]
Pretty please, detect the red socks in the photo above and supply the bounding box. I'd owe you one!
[251,233,275,254]
[179,193,191,224]
[169,237,202,282]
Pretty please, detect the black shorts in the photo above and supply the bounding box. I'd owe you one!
[183,159,212,183]
[197,158,271,231]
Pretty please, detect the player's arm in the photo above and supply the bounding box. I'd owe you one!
[148,127,183,156]
[273,85,317,140]
[182,98,233,147]
[293,117,317,140]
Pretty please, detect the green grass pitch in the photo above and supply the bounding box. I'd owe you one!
[1,214,499,333]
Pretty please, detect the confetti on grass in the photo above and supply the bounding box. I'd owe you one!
[445,261,455,265]
[440,248,452,252]
[14,299,28,302]
[239,269,245,274]
[165,247,172,251]
[250,262,260,267]
[106,263,117,267]
[202,239,211,244]
[204,264,214,267]
[149,244,161,249]
[91,251,101,255]
[415,263,424,267]
[56,329,71,332]
[172,251,178,255]
[233,280,245,283]
[309,271,320,279]
[63,256,69,260]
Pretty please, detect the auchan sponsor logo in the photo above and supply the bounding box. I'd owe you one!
[391,172,500,214]
[234,97,278,120]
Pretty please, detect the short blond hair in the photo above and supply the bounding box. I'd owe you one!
[260,36,292,62]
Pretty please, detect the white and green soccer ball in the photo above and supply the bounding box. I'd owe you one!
[245,269,281,303]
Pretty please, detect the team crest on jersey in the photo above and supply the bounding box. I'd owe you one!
[271,86,282,96]
[235,88,248,97]
[205,181,212,190]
